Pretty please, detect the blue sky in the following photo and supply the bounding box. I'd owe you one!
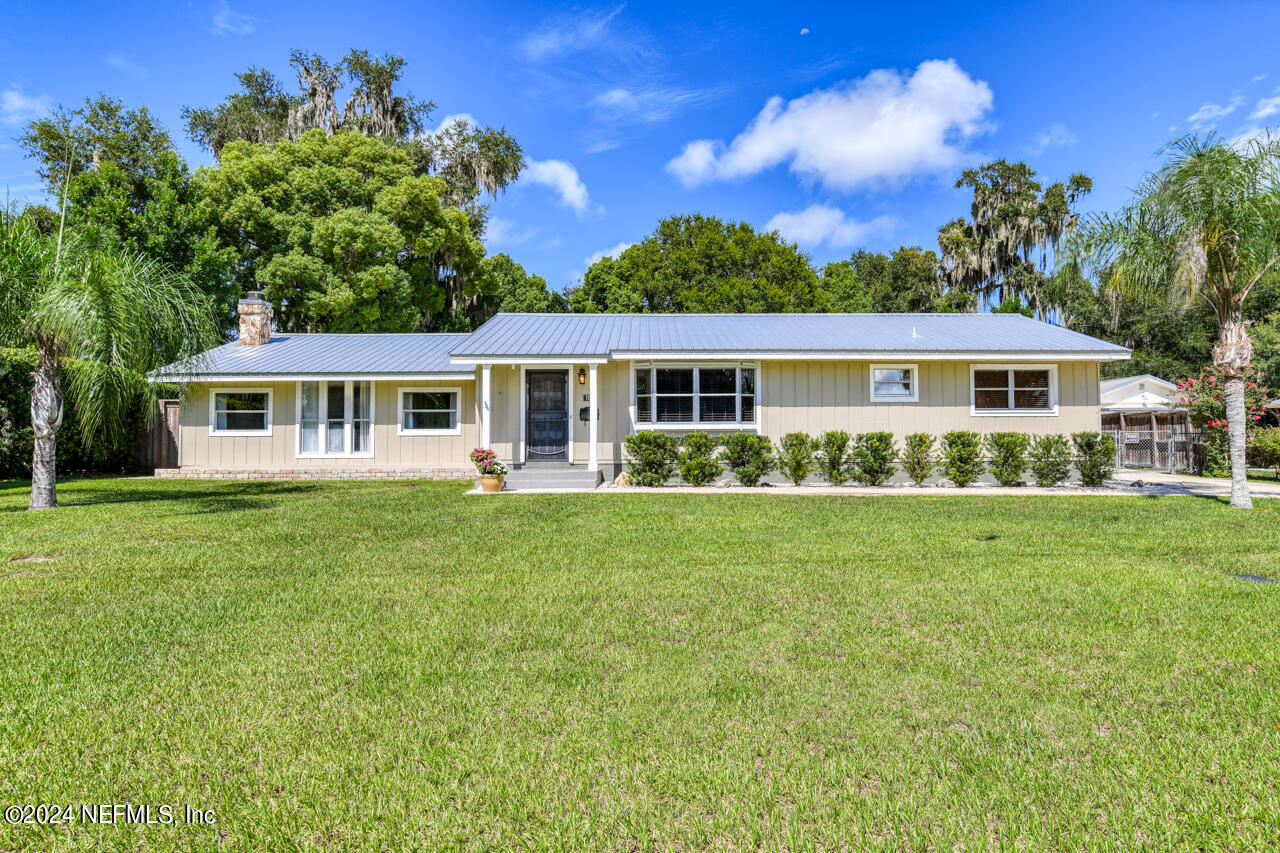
[3,1,1279,293]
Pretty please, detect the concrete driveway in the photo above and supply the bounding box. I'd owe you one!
[1110,470,1280,499]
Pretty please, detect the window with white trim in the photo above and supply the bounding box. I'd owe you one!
[634,366,756,425]
[299,380,372,456]
[870,364,918,402]
[211,390,271,435]
[399,387,461,435]
[972,366,1055,413]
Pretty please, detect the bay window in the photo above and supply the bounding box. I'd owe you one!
[298,380,373,456]
[971,366,1056,414]
[634,366,756,426]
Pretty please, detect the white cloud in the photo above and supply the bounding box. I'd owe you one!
[1250,95,1280,121]
[209,2,255,36]
[524,159,589,214]
[666,59,994,191]
[519,5,625,61]
[1026,122,1077,154]
[1,85,51,125]
[585,241,633,267]
[590,86,711,124]
[800,27,810,35]
[1252,74,1267,84]
[1186,97,1244,130]
[427,113,477,135]
[485,216,536,246]
[764,205,894,249]
[105,52,148,79]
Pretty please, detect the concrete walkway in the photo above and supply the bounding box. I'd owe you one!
[474,469,1280,499]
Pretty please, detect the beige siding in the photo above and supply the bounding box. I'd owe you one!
[179,380,478,470]
[760,360,1100,440]
[176,360,1103,472]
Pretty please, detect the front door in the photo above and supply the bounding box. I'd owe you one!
[527,371,568,461]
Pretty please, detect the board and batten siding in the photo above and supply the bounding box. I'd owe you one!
[178,380,478,470]
[174,359,1103,473]
[484,361,631,466]
[758,360,1100,439]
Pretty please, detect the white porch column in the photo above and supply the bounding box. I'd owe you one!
[588,363,599,472]
[480,364,492,449]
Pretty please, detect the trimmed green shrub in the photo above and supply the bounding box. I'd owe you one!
[850,432,897,486]
[623,430,679,486]
[1072,431,1117,487]
[900,432,935,485]
[985,432,1030,487]
[720,433,775,487]
[1249,427,1280,478]
[678,432,722,486]
[940,430,982,487]
[816,430,853,485]
[1028,434,1073,487]
[777,432,818,485]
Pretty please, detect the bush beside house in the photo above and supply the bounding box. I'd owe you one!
[1028,435,1073,487]
[620,428,1124,488]
[677,433,722,486]
[900,433,935,486]
[776,433,818,485]
[816,430,853,485]
[1072,432,1118,487]
[720,433,775,487]
[939,431,983,487]
[623,431,680,486]
[985,432,1030,487]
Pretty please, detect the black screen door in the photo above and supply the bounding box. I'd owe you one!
[527,371,568,460]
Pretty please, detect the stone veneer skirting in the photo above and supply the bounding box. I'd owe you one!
[155,467,474,481]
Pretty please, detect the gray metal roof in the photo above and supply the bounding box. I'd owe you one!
[450,313,1131,359]
[1100,374,1175,393]
[156,333,475,379]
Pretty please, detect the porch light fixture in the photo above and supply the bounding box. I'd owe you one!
[577,368,586,385]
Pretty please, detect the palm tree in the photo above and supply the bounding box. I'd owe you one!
[1071,135,1280,509]
[0,214,219,509]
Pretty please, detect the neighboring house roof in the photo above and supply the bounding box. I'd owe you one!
[1100,373,1183,413]
[1099,374,1178,395]
[155,333,475,380]
[449,313,1132,361]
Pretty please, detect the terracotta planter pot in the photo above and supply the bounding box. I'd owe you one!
[479,474,505,493]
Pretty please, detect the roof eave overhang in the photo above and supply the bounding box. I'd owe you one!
[612,349,1133,362]
[151,372,475,383]
[450,349,1131,363]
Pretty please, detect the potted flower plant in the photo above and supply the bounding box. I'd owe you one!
[470,448,508,493]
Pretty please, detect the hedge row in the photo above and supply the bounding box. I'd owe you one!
[622,429,1118,488]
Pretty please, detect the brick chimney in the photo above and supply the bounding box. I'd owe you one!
[237,291,273,346]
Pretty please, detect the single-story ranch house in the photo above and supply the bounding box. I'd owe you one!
[153,292,1131,483]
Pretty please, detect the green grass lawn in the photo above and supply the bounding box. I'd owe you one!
[1,478,1278,851]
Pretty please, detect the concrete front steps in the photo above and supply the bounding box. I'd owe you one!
[485,465,603,492]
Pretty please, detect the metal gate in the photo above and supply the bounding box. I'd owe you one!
[1104,429,1205,474]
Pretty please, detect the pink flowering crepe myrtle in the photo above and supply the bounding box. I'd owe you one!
[470,448,508,476]
[1178,366,1271,433]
